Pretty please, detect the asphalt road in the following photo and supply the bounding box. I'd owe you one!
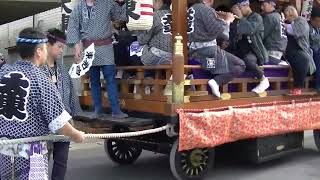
[62,131,320,180]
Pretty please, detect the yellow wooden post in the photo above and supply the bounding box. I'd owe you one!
[172,35,185,104]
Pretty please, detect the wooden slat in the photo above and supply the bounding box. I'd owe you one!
[79,96,172,115]
[119,93,135,99]
[120,81,129,94]
[82,90,90,96]
[275,82,281,90]
[184,79,208,85]
[189,90,290,102]
[222,84,228,93]
[82,82,90,91]
[165,69,172,79]
[241,82,247,92]
[175,94,320,111]
[136,70,144,96]
[118,79,142,85]
[83,76,296,85]
[143,79,168,85]
[270,82,276,90]
[141,94,168,102]
[200,84,207,91]
[166,96,191,103]
[153,70,162,95]
[185,91,208,96]
[189,95,220,102]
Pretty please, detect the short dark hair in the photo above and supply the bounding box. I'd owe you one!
[187,0,202,8]
[16,28,46,59]
[282,3,296,12]
[163,0,172,6]
[47,28,66,45]
[216,5,230,12]
[311,7,320,18]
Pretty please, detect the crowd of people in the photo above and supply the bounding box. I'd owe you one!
[112,0,320,97]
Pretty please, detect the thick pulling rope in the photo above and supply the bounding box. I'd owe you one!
[0,124,170,145]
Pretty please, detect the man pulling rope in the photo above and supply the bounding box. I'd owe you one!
[0,28,85,180]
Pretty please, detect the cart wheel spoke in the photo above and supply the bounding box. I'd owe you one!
[105,139,142,165]
[170,139,215,180]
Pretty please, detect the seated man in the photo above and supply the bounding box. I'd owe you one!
[234,0,270,94]
[309,7,320,92]
[137,0,172,66]
[283,5,316,95]
[113,21,133,67]
[260,0,288,65]
[226,3,242,54]
[187,0,246,98]
[113,21,142,78]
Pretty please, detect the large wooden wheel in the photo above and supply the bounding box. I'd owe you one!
[169,140,215,180]
[104,139,142,165]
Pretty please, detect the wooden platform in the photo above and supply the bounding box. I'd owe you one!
[73,111,155,134]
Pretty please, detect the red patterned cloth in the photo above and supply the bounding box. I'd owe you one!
[177,101,320,151]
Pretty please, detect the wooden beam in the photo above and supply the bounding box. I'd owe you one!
[173,94,320,111]
[171,0,188,104]
[171,0,188,64]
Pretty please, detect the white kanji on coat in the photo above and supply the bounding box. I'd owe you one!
[206,58,216,69]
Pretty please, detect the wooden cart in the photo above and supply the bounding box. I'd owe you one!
[74,0,320,179]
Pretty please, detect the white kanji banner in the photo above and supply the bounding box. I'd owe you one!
[69,44,95,79]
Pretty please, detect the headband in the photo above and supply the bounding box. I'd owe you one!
[238,0,250,6]
[16,37,48,44]
[47,33,66,43]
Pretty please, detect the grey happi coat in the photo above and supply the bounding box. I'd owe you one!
[137,5,173,65]
[290,17,316,74]
[66,0,127,66]
[188,3,230,74]
[309,22,320,52]
[262,11,288,52]
[41,63,82,117]
[237,12,269,65]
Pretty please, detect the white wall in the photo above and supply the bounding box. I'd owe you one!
[34,8,61,32]
[0,3,80,62]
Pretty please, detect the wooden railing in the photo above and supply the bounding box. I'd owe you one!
[81,64,316,103]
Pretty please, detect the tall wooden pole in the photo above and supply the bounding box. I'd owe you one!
[171,0,188,64]
[171,0,188,104]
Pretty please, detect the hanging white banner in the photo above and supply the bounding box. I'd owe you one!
[69,43,95,78]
